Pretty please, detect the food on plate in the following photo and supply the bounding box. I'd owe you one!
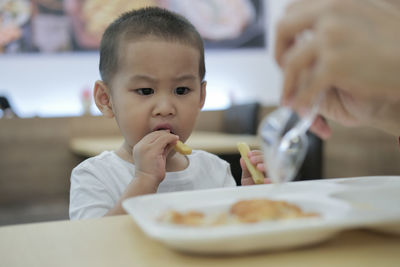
[158,210,205,226]
[237,142,264,184]
[174,140,192,155]
[231,199,318,223]
[159,198,319,227]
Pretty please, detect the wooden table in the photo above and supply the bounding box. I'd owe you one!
[1,215,400,267]
[70,131,261,157]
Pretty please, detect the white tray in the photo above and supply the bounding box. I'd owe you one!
[123,176,400,254]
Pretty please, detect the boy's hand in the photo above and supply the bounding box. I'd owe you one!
[105,130,178,216]
[133,130,179,191]
[240,150,271,185]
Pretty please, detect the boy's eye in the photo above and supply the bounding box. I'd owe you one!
[174,87,190,95]
[135,88,154,95]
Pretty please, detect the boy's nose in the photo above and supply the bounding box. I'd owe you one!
[152,98,176,117]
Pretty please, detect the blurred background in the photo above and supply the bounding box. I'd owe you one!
[0,0,279,117]
[1,0,399,226]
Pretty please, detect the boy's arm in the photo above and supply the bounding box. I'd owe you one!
[105,131,179,216]
[104,175,159,216]
[70,164,120,220]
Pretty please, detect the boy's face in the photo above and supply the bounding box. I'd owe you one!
[106,38,206,149]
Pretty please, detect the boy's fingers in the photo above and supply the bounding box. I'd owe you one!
[240,157,254,184]
[248,151,265,172]
[256,163,266,173]
[164,143,176,156]
[239,157,248,171]
[141,129,171,143]
[264,178,272,184]
[249,154,264,165]
[147,132,179,153]
[241,177,255,186]
[240,158,251,177]
[248,150,263,156]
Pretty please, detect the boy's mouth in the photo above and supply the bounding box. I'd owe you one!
[153,124,175,135]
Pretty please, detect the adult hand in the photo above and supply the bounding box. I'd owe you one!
[275,0,400,137]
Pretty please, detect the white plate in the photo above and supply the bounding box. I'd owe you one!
[329,176,400,234]
[123,176,400,254]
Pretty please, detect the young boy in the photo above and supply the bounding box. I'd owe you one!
[69,7,266,220]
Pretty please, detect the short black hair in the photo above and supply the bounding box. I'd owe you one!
[99,7,205,85]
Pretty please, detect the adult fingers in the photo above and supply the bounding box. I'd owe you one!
[309,115,332,139]
[293,63,331,115]
[275,0,354,65]
[281,37,317,106]
[275,0,326,65]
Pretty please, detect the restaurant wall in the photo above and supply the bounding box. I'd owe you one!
[0,0,290,118]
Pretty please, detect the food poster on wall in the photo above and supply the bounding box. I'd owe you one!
[0,0,267,54]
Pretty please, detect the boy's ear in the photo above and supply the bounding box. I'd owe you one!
[93,80,114,118]
[199,81,207,109]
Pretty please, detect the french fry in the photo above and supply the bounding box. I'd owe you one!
[174,140,192,155]
[237,142,264,184]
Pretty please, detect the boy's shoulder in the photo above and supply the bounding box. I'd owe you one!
[73,151,122,170]
[71,150,134,186]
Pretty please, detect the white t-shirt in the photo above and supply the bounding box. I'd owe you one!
[69,150,236,219]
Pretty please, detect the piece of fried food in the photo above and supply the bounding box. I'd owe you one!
[230,199,318,223]
[237,142,264,184]
[174,140,192,155]
[159,198,319,227]
[159,210,204,226]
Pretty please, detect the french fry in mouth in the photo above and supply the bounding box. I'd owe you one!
[237,142,264,184]
[174,140,192,155]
